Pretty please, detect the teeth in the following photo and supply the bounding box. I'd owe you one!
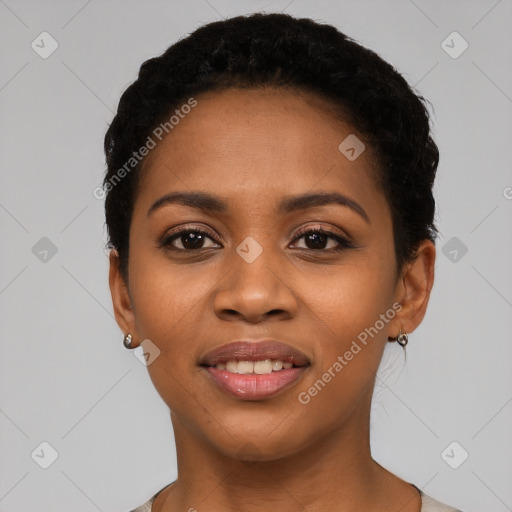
[254,360,272,374]
[272,360,283,371]
[225,361,238,373]
[215,359,295,374]
[238,361,254,374]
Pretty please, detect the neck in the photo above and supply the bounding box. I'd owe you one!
[155,390,420,512]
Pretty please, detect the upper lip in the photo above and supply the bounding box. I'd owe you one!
[200,339,310,367]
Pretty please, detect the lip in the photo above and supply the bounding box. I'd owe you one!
[200,339,310,367]
[200,339,310,401]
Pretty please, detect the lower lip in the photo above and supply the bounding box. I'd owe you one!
[203,366,308,400]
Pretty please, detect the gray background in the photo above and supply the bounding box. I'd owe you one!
[1,0,511,511]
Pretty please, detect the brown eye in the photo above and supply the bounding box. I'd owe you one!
[291,228,354,252]
[160,229,221,251]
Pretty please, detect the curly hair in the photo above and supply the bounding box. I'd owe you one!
[103,12,439,284]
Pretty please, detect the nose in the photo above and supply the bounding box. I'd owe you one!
[212,250,298,324]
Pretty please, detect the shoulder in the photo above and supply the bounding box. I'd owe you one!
[128,495,156,512]
[129,484,465,512]
[420,491,464,512]
[128,482,174,512]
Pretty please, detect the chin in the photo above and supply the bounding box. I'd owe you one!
[203,426,314,463]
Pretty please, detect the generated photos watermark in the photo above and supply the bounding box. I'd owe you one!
[298,302,402,405]
[93,97,198,200]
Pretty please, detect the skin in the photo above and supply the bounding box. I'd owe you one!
[109,87,435,512]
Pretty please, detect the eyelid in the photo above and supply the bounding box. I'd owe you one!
[163,223,222,242]
[289,224,355,251]
[161,224,348,241]
[157,224,222,251]
[159,222,355,251]
[292,223,351,241]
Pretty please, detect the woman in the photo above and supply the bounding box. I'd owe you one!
[103,12,463,512]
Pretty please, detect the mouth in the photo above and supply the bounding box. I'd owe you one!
[199,339,310,400]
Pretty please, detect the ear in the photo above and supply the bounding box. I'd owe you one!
[389,240,436,339]
[108,249,139,346]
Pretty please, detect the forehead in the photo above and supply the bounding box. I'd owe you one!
[135,87,383,218]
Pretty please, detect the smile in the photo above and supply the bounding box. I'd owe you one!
[203,364,309,400]
[215,359,294,374]
[200,339,310,400]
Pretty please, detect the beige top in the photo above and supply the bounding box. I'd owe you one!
[129,482,463,511]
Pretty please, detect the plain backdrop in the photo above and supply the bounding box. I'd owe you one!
[1,1,511,511]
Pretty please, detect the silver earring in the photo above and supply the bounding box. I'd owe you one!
[396,330,408,347]
[123,333,133,349]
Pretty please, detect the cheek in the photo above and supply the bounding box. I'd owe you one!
[127,252,209,405]
[305,253,396,337]
[129,246,214,340]
[294,270,395,429]
[300,254,397,387]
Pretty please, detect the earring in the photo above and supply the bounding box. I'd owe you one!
[123,333,133,349]
[396,330,408,347]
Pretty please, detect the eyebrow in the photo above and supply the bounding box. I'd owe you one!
[147,191,370,224]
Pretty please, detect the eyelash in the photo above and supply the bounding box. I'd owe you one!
[158,225,355,253]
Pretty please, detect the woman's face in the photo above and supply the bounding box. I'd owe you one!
[110,87,433,460]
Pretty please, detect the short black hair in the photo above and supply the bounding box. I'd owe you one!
[103,12,439,284]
